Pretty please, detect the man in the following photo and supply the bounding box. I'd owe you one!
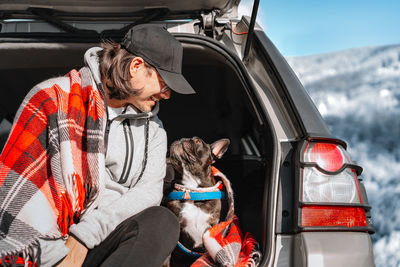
[0,24,195,266]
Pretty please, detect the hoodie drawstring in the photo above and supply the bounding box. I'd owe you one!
[131,117,150,188]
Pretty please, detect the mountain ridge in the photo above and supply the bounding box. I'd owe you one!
[287,44,400,87]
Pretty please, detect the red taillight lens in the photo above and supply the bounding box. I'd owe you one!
[301,206,367,227]
[304,142,350,172]
[308,143,345,172]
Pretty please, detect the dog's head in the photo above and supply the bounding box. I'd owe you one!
[168,137,230,187]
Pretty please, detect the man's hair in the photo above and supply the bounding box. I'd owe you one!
[97,41,153,100]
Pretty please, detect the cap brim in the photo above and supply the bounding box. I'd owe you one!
[157,68,196,94]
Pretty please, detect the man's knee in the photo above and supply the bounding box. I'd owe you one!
[136,206,179,242]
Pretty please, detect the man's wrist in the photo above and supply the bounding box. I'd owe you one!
[65,235,88,252]
[68,232,88,249]
[56,236,88,267]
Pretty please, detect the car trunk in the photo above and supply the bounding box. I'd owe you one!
[0,39,274,250]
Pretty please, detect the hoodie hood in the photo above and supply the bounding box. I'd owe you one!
[84,47,103,85]
[84,46,160,119]
[118,103,160,119]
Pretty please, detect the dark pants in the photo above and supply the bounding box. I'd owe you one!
[82,206,179,267]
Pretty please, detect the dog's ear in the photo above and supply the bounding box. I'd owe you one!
[211,138,230,159]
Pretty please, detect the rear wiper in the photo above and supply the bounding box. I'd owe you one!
[27,7,98,35]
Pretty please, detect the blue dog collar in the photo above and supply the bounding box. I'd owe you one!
[167,180,225,201]
[167,190,226,201]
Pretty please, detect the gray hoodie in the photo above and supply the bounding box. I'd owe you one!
[40,47,167,266]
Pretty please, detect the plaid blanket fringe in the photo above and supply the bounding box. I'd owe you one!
[0,240,39,267]
[0,67,105,265]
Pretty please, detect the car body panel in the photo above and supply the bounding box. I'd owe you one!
[274,233,374,267]
[293,232,374,267]
[252,29,332,139]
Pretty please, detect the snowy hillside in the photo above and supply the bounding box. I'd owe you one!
[286,44,400,267]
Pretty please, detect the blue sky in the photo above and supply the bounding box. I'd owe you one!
[240,0,400,56]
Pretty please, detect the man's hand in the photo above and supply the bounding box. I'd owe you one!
[57,236,88,267]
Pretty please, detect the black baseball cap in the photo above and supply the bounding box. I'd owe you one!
[121,24,196,94]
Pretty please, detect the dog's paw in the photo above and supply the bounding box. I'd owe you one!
[162,254,171,267]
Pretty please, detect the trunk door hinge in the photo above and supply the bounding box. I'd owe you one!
[200,10,217,38]
[198,10,228,39]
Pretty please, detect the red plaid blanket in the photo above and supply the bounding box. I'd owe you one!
[0,67,105,265]
[192,216,261,267]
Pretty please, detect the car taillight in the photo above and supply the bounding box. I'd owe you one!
[299,140,367,229]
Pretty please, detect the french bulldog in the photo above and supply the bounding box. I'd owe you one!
[163,137,234,267]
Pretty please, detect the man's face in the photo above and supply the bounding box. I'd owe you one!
[125,58,171,112]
